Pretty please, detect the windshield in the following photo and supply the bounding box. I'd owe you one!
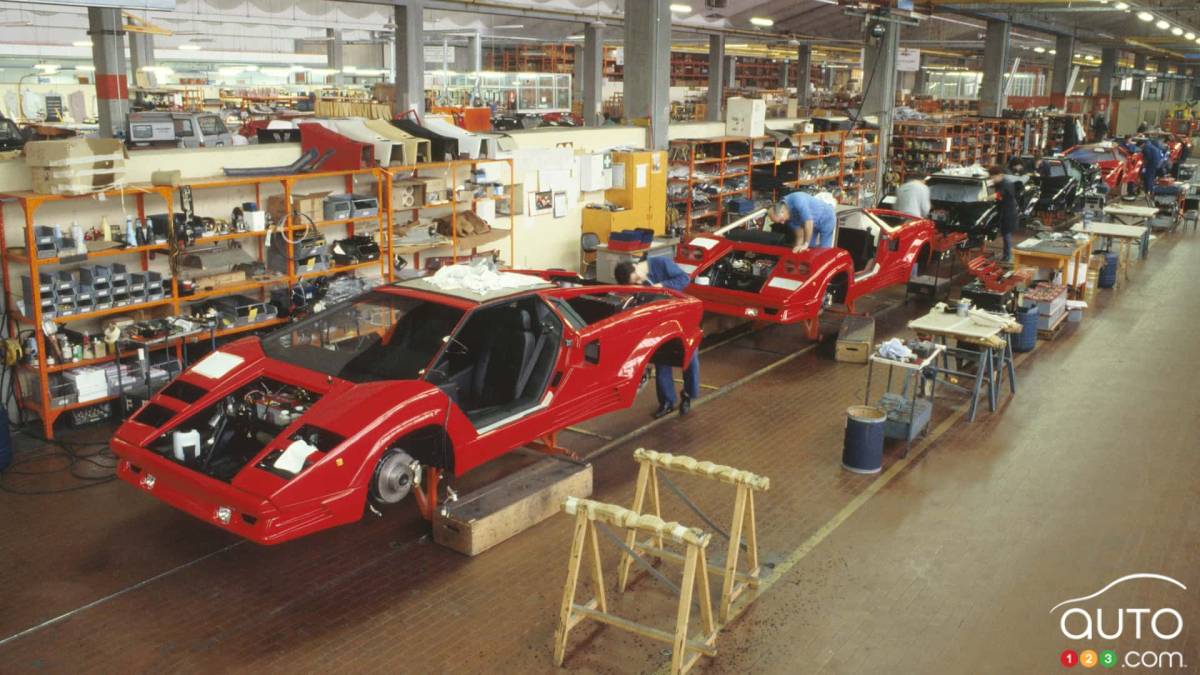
[928,179,988,203]
[261,291,465,383]
[1065,148,1117,164]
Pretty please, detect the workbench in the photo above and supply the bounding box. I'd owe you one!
[907,307,1019,422]
[1011,236,1092,295]
[1070,221,1147,284]
[863,343,946,456]
[1103,204,1158,228]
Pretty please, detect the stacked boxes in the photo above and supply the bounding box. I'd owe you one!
[19,263,165,318]
[1022,283,1067,331]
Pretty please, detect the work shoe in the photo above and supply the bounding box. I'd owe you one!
[652,402,675,419]
[679,394,692,416]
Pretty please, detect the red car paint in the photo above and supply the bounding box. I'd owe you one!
[674,208,933,334]
[1063,143,1142,196]
[111,275,702,544]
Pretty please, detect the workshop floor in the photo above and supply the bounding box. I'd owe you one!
[2,233,1197,673]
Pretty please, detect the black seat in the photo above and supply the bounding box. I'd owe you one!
[471,307,537,407]
[835,228,876,272]
[726,226,790,248]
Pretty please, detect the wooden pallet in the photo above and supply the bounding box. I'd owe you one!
[1037,311,1068,341]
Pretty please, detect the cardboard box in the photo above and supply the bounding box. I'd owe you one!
[265,191,332,226]
[836,315,875,364]
[25,138,127,195]
[725,97,766,138]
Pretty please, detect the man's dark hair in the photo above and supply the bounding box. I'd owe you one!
[613,261,635,285]
[987,165,1004,177]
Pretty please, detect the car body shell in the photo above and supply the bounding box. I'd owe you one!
[110,276,703,544]
[672,208,933,324]
[1063,143,1142,195]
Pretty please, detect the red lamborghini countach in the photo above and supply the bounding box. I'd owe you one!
[111,269,702,544]
[674,208,934,339]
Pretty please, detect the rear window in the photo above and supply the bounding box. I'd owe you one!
[161,379,206,404]
[198,115,225,136]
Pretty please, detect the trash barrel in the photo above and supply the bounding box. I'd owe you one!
[1098,252,1119,289]
[0,412,10,472]
[1015,305,1038,352]
[842,405,887,474]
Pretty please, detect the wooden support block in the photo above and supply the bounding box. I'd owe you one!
[433,458,592,556]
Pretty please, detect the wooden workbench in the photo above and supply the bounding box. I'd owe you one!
[907,307,1019,423]
[1070,221,1147,285]
[1011,236,1092,295]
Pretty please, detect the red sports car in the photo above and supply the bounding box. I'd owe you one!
[1145,130,1190,167]
[674,208,934,340]
[1063,143,1142,197]
[110,270,702,544]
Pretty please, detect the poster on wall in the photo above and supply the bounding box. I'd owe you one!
[552,192,567,219]
[897,49,921,73]
[530,191,553,215]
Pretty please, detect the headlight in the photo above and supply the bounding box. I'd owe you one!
[215,506,232,524]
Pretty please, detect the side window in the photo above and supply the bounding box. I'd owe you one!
[174,118,194,137]
[198,115,224,136]
[548,297,586,331]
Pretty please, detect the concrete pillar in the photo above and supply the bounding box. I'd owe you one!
[706,34,724,122]
[623,0,671,149]
[861,19,899,195]
[581,23,604,126]
[1133,53,1147,99]
[1050,34,1076,108]
[128,32,155,93]
[1173,65,1187,102]
[88,7,128,139]
[1098,47,1117,100]
[796,43,812,108]
[327,28,344,85]
[913,54,927,95]
[978,19,1010,117]
[467,33,481,73]
[725,56,737,89]
[1155,61,1170,101]
[572,44,584,107]
[393,1,424,117]
[1192,67,1200,101]
[779,58,789,90]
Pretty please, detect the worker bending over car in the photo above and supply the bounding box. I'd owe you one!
[769,191,838,253]
[614,258,700,419]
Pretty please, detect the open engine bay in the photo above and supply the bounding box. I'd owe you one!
[699,250,780,293]
[144,378,339,482]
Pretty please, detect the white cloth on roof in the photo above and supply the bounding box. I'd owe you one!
[428,264,543,295]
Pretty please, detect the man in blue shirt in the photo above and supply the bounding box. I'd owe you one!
[769,191,837,252]
[1138,137,1163,196]
[614,258,700,419]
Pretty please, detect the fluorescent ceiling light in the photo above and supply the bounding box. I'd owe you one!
[1034,46,1046,53]
[178,43,201,50]
[72,40,92,47]
[1155,19,1170,30]
[1049,49,1057,55]
[75,65,95,71]
[1171,27,1183,36]
[242,64,259,71]
[34,63,60,71]
[1137,11,1153,21]
[1113,1,1128,8]
[1186,32,1196,40]
[669,3,692,12]
[749,17,774,27]
[566,34,584,40]
[342,65,357,73]
[306,67,338,75]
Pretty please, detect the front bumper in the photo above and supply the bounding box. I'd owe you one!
[112,437,346,545]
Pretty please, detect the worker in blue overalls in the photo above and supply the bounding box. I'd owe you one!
[768,191,838,252]
[614,258,700,419]
[1137,136,1163,197]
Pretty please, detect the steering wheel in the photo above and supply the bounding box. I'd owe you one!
[620,294,640,311]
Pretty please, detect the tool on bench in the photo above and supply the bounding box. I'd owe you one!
[966,255,1030,293]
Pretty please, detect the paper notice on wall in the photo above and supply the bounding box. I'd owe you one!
[897,48,921,72]
[475,198,496,224]
[635,164,647,189]
[612,163,625,189]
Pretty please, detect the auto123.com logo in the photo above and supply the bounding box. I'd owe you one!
[1052,574,1189,669]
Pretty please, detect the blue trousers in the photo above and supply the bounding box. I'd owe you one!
[1002,231,1012,261]
[656,352,700,406]
[810,225,834,248]
[1142,168,1156,194]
